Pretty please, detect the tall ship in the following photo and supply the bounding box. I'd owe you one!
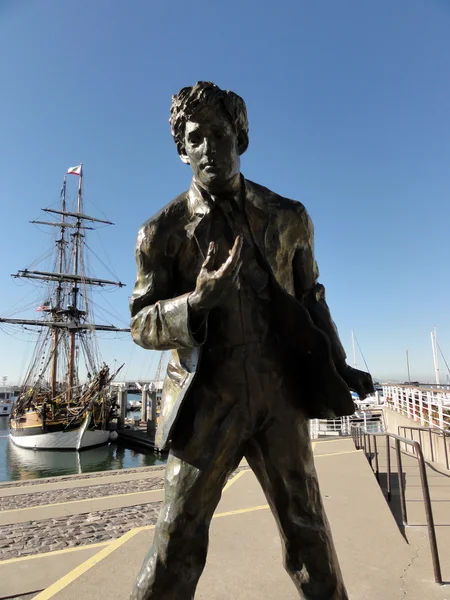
[0,164,129,450]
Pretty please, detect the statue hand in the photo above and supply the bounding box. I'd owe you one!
[338,364,374,400]
[188,236,243,314]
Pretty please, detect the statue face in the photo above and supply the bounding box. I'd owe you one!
[181,105,240,193]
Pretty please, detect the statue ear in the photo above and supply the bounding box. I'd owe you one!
[237,132,249,155]
[178,144,190,165]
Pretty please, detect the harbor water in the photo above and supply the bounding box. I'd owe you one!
[0,395,166,482]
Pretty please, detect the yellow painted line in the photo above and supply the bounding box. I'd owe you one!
[33,527,147,600]
[213,504,269,519]
[135,504,270,532]
[314,449,362,458]
[0,488,164,514]
[0,541,110,565]
[311,442,317,451]
[314,438,355,445]
[34,503,270,600]
[1,473,250,568]
[222,470,246,492]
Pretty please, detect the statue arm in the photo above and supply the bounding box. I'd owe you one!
[129,224,206,351]
[292,208,347,366]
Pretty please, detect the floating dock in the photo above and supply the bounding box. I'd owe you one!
[117,425,161,452]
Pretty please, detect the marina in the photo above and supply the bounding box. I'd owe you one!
[0,396,166,483]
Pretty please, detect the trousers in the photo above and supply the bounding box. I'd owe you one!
[130,343,348,600]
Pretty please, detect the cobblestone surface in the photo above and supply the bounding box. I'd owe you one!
[0,502,163,560]
[0,465,166,489]
[0,468,249,510]
[0,476,166,511]
[0,466,251,561]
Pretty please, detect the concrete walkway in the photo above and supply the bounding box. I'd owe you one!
[367,437,450,597]
[0,465,167,598]
[1,439,449,599]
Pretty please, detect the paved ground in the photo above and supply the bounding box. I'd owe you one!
[0,502,164,558]
[0,477,165,510]
[362,435,450,594]
[1,439,449,599]
[0,465,248,562]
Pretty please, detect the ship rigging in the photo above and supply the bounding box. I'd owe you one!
[0,164,130,450]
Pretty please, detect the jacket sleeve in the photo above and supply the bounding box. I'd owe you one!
[292,207,347,366]
[130,221,206,351]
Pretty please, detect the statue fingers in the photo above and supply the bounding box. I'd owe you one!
[202,242,216,270]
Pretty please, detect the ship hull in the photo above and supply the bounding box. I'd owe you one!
[10,426,111,450]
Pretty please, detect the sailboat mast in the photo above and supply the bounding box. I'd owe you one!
[68,165,83,398]
[406,349,411,384]
[351,330,358,368]
[431,327,440,385]
[50,176,67,396]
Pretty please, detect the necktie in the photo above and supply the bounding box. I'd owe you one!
[218,199,269,295]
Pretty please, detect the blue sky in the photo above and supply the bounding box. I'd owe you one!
[1,0,449,384]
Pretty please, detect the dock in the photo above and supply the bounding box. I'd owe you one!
[115,386,163,453]
[117,425,161,452]
[1,437,450,599]
[116,417,165,453]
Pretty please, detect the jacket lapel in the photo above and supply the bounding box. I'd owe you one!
[244,178,296,296]
[243,179,270,265]
[184,181,212,260]
[185,177,273,268]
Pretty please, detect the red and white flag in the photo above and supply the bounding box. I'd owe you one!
[37,300,51,312]
[67,164,82,176]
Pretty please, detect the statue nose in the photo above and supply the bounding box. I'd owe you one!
[204,138,216,155]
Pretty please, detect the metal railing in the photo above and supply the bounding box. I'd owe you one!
[383,384,450,432]
[351,425,443,585]
[310,408,385,439]
[398,425,450,470]
[351,407,386,433]
[310,416,351,439]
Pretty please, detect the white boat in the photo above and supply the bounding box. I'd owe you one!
[10,423,111,450]
[0,384,14,417]
[129,400,142,411]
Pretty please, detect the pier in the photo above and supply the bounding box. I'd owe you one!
[112,381,164,395]
[114,387,162,452]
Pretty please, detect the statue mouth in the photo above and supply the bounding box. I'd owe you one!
[203,164,218,172]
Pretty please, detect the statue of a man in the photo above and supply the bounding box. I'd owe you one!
[130,82,373,600]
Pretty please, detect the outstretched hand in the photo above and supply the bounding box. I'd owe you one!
[188,236,243,314]
[339,364,374,400]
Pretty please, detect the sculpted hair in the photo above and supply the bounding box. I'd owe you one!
[170,81,249,156]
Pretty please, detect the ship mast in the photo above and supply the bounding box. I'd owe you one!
[0,165,130,397]
[50,176,68,397]
[67,165,83,400]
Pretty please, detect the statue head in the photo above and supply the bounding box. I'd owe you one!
[169,82,249,193]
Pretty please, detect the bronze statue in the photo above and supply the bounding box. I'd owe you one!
[130,82,373,600]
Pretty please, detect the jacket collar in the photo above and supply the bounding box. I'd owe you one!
[185,177,242,237]
[184,175,270,262]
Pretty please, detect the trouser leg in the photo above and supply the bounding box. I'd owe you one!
[130,378,244,600]
[246,415,348,600]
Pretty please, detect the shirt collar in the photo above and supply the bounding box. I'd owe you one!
[188,177,243,218]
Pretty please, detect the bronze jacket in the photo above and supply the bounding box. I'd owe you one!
[130,177,368,450]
